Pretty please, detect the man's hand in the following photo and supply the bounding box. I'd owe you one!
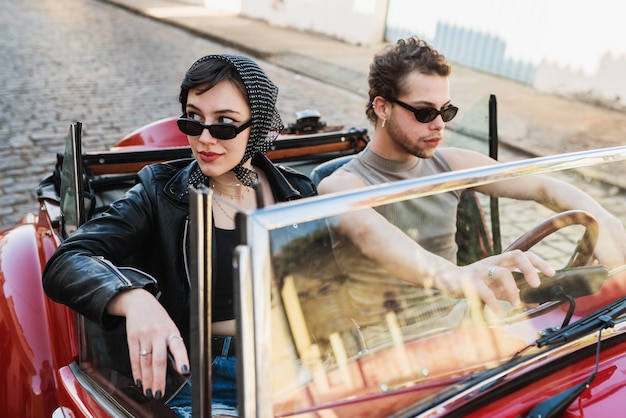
[440,250,555,313]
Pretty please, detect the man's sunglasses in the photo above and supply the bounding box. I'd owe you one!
[177,116,252,140]
[390,99,459,123]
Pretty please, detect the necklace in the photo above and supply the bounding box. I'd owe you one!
[213,197,235,221]
[210,179,249,200]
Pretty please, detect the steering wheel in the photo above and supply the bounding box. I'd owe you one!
[504,210,599,268]
[502,210,609,318]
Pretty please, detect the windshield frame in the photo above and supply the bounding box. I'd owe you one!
[232,145,626,417]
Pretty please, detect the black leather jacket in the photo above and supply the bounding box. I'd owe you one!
[42,154,316,343]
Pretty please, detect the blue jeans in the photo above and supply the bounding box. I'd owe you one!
[167,337,238,417]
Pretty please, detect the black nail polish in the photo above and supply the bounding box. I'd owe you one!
[181,364,188,373]
[146,388,153,399]
[155,390,162,400]
[136,379,142,388]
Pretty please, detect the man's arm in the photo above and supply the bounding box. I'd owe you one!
[441,147,626,268]
[318,169,552,312]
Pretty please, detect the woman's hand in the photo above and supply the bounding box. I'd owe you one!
[107,289,190,399]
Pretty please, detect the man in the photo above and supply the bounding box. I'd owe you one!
[318,36,626,316]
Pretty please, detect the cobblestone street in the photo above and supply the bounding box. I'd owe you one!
[0,0,368,228]
[2,2,626,416]
[1,0,624,245]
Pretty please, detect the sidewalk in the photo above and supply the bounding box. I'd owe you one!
[101,0,626,189]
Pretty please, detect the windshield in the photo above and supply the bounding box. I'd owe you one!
[59,122,85,237]
[231,145,626,417]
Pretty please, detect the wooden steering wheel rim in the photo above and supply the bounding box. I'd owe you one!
[504,210,599,267]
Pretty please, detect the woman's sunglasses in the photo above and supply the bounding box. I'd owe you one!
[177,116,252,140]
[390,99,459,123]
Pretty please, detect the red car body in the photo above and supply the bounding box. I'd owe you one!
[2,114,626,417]
[0,116,368,417]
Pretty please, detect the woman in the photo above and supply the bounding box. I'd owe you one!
[42,54,316,417]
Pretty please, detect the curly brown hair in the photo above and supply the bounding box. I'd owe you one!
[366,36,451,123]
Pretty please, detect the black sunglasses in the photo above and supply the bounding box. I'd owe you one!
[390,99,458,123]
[177,116,252,140]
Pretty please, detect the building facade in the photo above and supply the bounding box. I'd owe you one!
[196,0,626,109]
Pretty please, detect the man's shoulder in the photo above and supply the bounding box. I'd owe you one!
[317,164,365,194]
[437,147,494,171]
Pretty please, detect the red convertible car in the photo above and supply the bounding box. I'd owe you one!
[2,103,626,417]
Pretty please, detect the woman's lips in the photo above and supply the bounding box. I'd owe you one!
[198,151,221,162]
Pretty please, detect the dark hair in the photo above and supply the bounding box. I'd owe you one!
[366,36,451,123]
[179,59,247,114]
[178,54,283,186]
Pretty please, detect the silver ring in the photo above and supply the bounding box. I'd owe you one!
[139,348,152,356]
[488,266,498,280]
[168,334,183,343]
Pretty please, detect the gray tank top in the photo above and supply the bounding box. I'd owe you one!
[342,145,461,260]
[330,145,465,334]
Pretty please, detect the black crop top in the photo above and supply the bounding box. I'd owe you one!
[212,228,236,322]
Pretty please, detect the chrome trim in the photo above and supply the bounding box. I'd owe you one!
[250,146,626,230]
[70,122,85,227]
[189,186,213,417]
[60,122,85,237]
[183,216,192,287]
[237,145,626,417]
[51,406,74,418]
[238,217,274,417]
[68,361,133,417]
[234,244,256,417]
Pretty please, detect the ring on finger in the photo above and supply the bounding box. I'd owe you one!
[140,348,152,356]
[168,334,183,344]
[487,266,498,283]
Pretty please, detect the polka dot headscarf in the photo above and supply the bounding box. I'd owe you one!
[183,54,283,187]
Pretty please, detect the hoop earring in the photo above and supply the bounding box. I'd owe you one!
[381,119,386,128]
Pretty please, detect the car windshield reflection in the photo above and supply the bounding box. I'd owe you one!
[210,146,626,418]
